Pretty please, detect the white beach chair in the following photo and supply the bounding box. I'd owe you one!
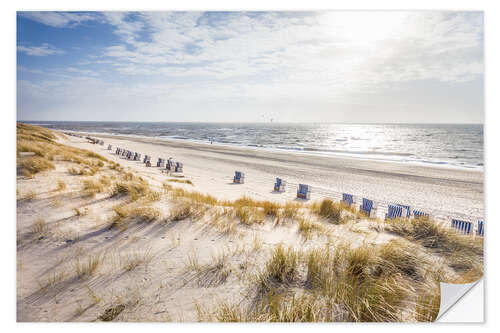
[274,178,286,192]
[233,171,245,184]
[385,204,404,220]
[396,204,411,218]
[476,220,484,237]
[175,162,183,173]
[157,158,165,168]
[451,218,473,235]
[359,198,377,217]
[297,184,311,200]
[341,193,354,207]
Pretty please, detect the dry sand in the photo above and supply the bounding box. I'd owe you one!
[16,132,483,322]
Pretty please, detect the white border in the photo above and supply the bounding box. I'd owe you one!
[3,0,498,331]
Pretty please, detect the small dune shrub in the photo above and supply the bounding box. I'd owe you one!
[317,199,343,224]
[82,179,104,197]
[56,179,66,191]
[257,244,299,293]
[18,156,55,177]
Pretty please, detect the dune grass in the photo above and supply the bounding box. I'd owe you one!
[209,239,443,322]
[31,217,48,238]
[81,179,104,197]
[17,122,109,180]
[110,204,161,230]
[256,244,299,293]
[74,253,104,278]
[385,216,483,276]
[168,178,194,185]
[18,156,55,177]
[120,248,153,271]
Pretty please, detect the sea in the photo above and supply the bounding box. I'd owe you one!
[26,122,484,170]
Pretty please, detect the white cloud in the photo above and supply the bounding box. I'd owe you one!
[20,11,97,28]
[99,11,483,89]
[17,11,484,122]
[17,43,64,56]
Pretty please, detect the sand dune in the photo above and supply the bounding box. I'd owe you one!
[16,126,483,322]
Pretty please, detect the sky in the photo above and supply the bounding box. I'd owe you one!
[17,11,484,123]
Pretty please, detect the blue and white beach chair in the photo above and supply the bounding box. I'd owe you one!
[126,151,133,159]
[274,178,286,192]
[476,220,484,237]
[385,204,403,220]
[99,140,104,146]
[359,198,377,217]
[143,155,150,163]
[451,219,473,235]
[297,184,311,200]
[115,147,121,155]
[234,171,245,184]
[342,193,354,206]
[122,149,127,157]
[157,158,165,168]
[412,210,429,219]
[133,152,141,161]
[107,144,112,150]
[396,204,411,218]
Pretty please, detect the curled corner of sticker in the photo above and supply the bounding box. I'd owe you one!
[436,278,482,321]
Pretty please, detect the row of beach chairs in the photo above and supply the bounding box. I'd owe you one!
[64,132,83,138]
[113,146,184,174]
[233,171,485,237]
[98,139,485,238]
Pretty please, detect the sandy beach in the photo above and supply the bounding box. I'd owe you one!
[69,132,484,222]
[16,125,484,322]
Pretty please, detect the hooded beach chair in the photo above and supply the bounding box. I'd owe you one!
[477,220,484,237]
[157,158,165,168]
[451,219,473,235]
[115,147,120,155]
[133,152,141,161]
[359,198,377,217]
[175,162,183,173]
[122,149,127,157]
[107,144,112,150]
[127,151,133,159]
[165,158,174,171]
[342,193,354,206]
[396,204,411,218]
[297,184,311,200]
[412,210,429,219]
[274,178,286,192]
[233,171,245,184]
[99,140,104,146]
[385,204,403,220]
[143,155,150,163]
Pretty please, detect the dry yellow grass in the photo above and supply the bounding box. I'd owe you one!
[18,156,55,177]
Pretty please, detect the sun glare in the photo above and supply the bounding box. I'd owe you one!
[321,12,408,44]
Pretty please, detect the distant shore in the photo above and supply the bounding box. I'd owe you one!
[66,131,484,222]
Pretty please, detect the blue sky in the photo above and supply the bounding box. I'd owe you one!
[17,11,484,123]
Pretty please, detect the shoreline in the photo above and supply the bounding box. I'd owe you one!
[57,128,484,172]
[64,129,484,173]
[63,131,484,222]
